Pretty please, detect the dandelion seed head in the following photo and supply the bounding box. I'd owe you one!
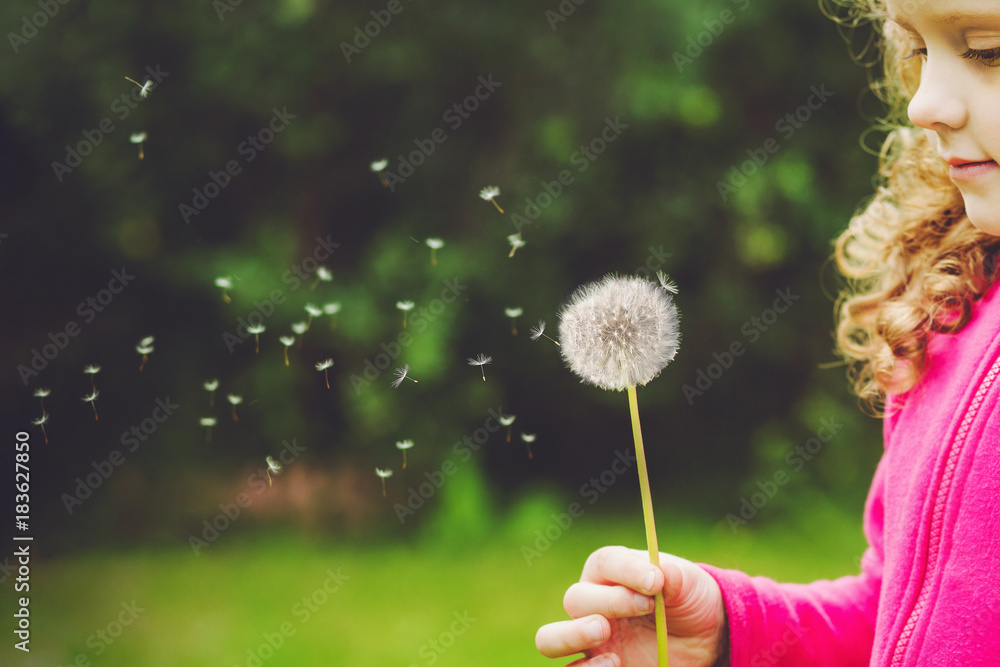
[227,394,243,405]
[33,388,51,398]
[370,159,388,172]
[467,354,492,367]
[32,414,49,426]
[499,414,516,426]
[425,238,444,249]
[279,336,295,347]
[375,467,393,478]
[305,304,323,317]
[204,379,219,391]
[558,274,680,391]
[520,433,537,443]
[136,342,154,354]
[82,391,99,403]
[139,335,155,347]
[291,321,308,335]
[316,267,333,282]
[199,417,217,427]
[84,365,102,375]
[507,233,526,250]
[266,456,283,473]
[315,359,334,371]
[215,276,233,289]
[479,186,500,201]
[529,320,547,341]
[323,302,341,315]
[130,132,147,144]
[395,439,414,450]
[247,324,265,335]
[396,300,415,311]
[504,307,523,318]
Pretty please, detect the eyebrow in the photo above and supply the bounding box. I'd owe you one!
[887,11,1000,29]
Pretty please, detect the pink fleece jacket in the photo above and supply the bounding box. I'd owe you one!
[701,278,1000,666]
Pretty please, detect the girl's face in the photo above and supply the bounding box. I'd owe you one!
[888,0,1000,235]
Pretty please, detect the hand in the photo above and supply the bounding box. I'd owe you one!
[535,546,727,667]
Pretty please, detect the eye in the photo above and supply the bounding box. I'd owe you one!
[962,47,1000,66]
[902,47,927,61]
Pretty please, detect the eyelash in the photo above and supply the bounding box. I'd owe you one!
[902,46,1000,66]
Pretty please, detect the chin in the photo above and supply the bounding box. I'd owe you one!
[961,196,1000,237]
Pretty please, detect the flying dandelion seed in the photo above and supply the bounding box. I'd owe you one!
[311,266,333,290]
[291,321,308,335]
[84,365,101,392]
[130,131,147,160]
[323,302,341,330]
[507,233,526,258]
[227,394,243,422]
[136,335,154,371]
[520,432,537,459]
[247,324,265,354]
[265,455,283,486]
[33,387,51,415]
[371,159,389,187]
[124,76,153,98]
[83,390,100,421]
[529,319,561,346]
[467,354,493,381]
[304,304,322,330]
[396,301,415,329]
[395,440,414,469]
[279,336,295,366]
[215,277,233,303]
[375,467,393,497]
[425,238,444,266]
[199,417,217,443]
[31,413,49,443]
[315,359,334,389]
[479,186,504,213]
[204,379,219,408]
[499,414,516,442]
[390,364,418,388]
[557,272,681,665]
[504,307,523,336]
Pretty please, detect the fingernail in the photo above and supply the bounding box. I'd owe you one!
[634,592,653,612]
[644,570,656,593]
[586,619,605,643]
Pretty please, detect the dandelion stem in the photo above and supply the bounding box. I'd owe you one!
[284,347,290,366]
[491,199,504,213]
[627,384,669,666]
[90,402,99,421]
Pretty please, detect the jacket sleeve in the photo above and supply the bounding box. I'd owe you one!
[698,455,887,666]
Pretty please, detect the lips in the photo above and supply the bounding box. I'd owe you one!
[944,157,998,181]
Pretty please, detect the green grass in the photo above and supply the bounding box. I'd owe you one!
[9,504,865,667]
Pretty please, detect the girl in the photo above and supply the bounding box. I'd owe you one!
[535,0,1000,664]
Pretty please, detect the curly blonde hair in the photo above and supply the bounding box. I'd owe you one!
[825,0,1000,412]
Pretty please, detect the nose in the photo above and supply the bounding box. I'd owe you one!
[907,56,969,131]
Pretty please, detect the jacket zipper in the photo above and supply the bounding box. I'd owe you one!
[889,352,1000,665]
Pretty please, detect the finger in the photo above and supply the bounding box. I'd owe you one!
[565,654,621,667]
[580,546,663,596]
[535,614,611,659]
[563,581,655,619]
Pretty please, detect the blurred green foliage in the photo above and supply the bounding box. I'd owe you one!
[1,0,885,560]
